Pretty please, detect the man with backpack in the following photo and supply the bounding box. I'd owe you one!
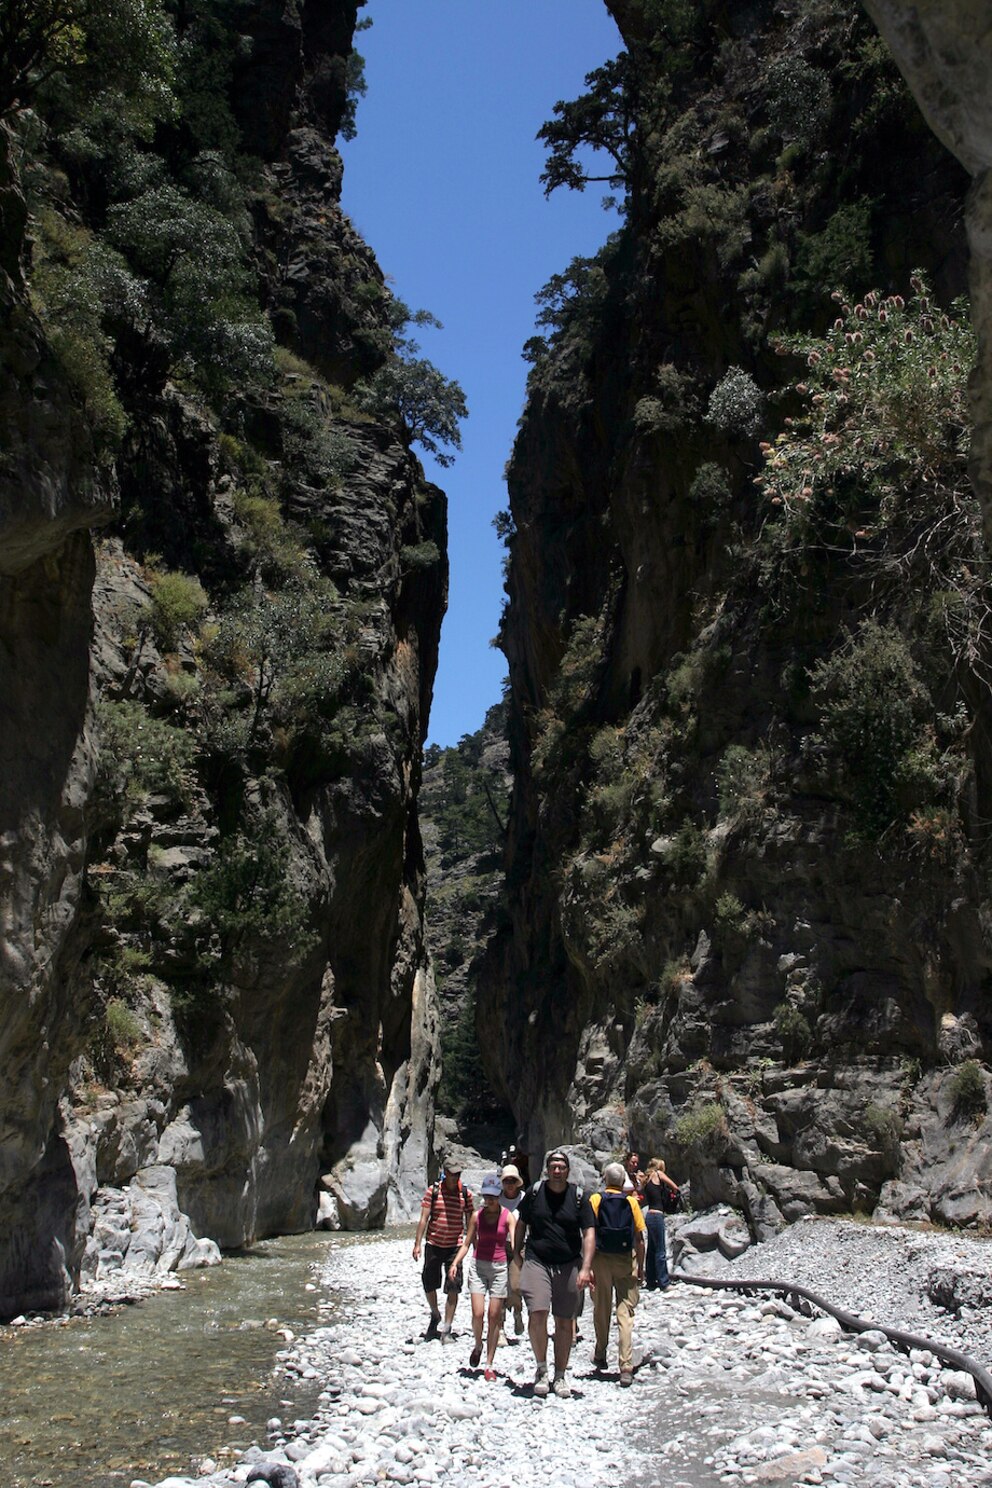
[588,1161,647,1386]
[513,1150,596,1399]
[412,1153,473,1342]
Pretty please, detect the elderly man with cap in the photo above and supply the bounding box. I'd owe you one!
[589,1160,646,1386]
[412,1152,473,1342]
[513,1149,596,1398]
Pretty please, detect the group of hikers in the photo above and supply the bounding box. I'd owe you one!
[411,1143,681,1397]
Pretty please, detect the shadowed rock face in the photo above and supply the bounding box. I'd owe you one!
[482,0,992,1235]
[862,2,992,544]
[0,0,443,1315]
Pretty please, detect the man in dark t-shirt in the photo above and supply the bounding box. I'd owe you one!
[513,1149,595,1399]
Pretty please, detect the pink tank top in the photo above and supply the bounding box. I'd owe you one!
[475,1204,510,1263]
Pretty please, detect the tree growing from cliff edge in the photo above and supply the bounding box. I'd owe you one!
[538,54,638,201]
[356,304,467,468]
[537,2,700,204]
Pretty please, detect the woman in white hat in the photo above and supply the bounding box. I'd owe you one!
[500,1164,526,1338]
[448,1173,516,1379]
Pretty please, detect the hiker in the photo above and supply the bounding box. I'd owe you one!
[448,1173,516,1380]
[502,1140,531,1187]
[589,1161,646,1386]
[500,1163,526,1339]
[514,1149,596,1399]
[623,1150,643,1195]
[411,1154,473,1342]
[640,1157,680,1290]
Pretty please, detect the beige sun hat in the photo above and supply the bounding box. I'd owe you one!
[500,1164,523,1184]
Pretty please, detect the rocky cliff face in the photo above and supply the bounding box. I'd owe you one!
[862,1,992,548]
[0,0,444,1317]
[482,0,992,1235]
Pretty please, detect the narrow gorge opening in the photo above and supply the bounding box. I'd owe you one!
[1,0,992,1346]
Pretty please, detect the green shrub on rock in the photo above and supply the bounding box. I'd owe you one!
[863,1102,903,1153]
[808,621,948,839]
[148,567,208,651]
[773,1001,813,1060]
[947,1060,987,1123]
[673,1100,728,1153]
[188,803,314,956]
[706,366,764,438]
[105,997,142,1051]
[96,700,197,807]
[716,743,771,821]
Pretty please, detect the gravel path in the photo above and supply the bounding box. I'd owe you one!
[692,1215,992,1367]
[138,1223,992,1488]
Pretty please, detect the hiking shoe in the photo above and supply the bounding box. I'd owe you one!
[619,1369,633,1387]
[424,1313,441,1341]
[552,1372,571,1399]
[439,1324,452,1345]
[484,1367,497,1382]
[469,1344,482,1367]
[593,1354,607,1370]
[496,1330,507,1348]
[533,1364,550,1398]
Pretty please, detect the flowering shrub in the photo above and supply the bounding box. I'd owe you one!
[707,365,764,437]
[756,278,988,689]
[759,276,974,535]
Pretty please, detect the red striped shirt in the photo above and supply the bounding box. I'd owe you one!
[421,1180,472,1247]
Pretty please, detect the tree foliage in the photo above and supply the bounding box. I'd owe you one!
[0,0,175,119]
[205,573,344,750]
[537,54,637,200]
[535,2,701,202]
[107,183,273,391]
[189,802,315,954]
[356,303,467,466]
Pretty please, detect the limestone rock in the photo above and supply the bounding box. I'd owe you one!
[0,0,445,1317]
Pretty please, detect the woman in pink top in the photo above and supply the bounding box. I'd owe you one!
[449,1173,517,1379]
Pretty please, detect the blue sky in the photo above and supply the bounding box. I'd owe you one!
[340,0,621,747]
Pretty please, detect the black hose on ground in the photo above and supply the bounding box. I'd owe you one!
[671,1271,992,1415]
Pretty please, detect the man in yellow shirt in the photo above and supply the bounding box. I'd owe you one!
[586,1161,646,1386]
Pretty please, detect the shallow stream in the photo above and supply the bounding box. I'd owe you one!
[0,1231,341,1488]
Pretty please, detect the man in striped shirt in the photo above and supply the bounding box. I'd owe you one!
[412,1155,473,1341]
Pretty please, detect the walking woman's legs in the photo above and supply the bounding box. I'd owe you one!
[486,1297,504,1367]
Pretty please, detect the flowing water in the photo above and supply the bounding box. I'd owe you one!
[0,1231,346,1488]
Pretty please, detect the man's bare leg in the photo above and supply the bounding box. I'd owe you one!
[438,1285,458,1343]
[529,1307,549,1364]
[553,1316,572,1375]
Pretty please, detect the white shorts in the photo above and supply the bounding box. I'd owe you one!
[468,1258,508,1298]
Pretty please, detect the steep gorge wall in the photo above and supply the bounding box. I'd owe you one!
[862,1,992,545]
[0,0,443,1316]
[482,0,992,1234]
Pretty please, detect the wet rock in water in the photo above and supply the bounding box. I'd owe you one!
[246,1463,300,1486]
[178,1238,221,1271]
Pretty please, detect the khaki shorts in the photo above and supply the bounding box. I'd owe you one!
[468,1258,508,1297]
[519,1256,579,1319]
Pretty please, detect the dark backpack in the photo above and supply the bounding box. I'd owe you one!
[429,1178,472,1218]
[596,1191,635,1253]
[660,1183,683,1215]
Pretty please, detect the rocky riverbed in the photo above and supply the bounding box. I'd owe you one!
[135,1221,992,1488]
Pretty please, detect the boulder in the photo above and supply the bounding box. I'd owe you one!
[327,1123,389,1229]
[671,1207,752,1263]
[315,1190,340,1230]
